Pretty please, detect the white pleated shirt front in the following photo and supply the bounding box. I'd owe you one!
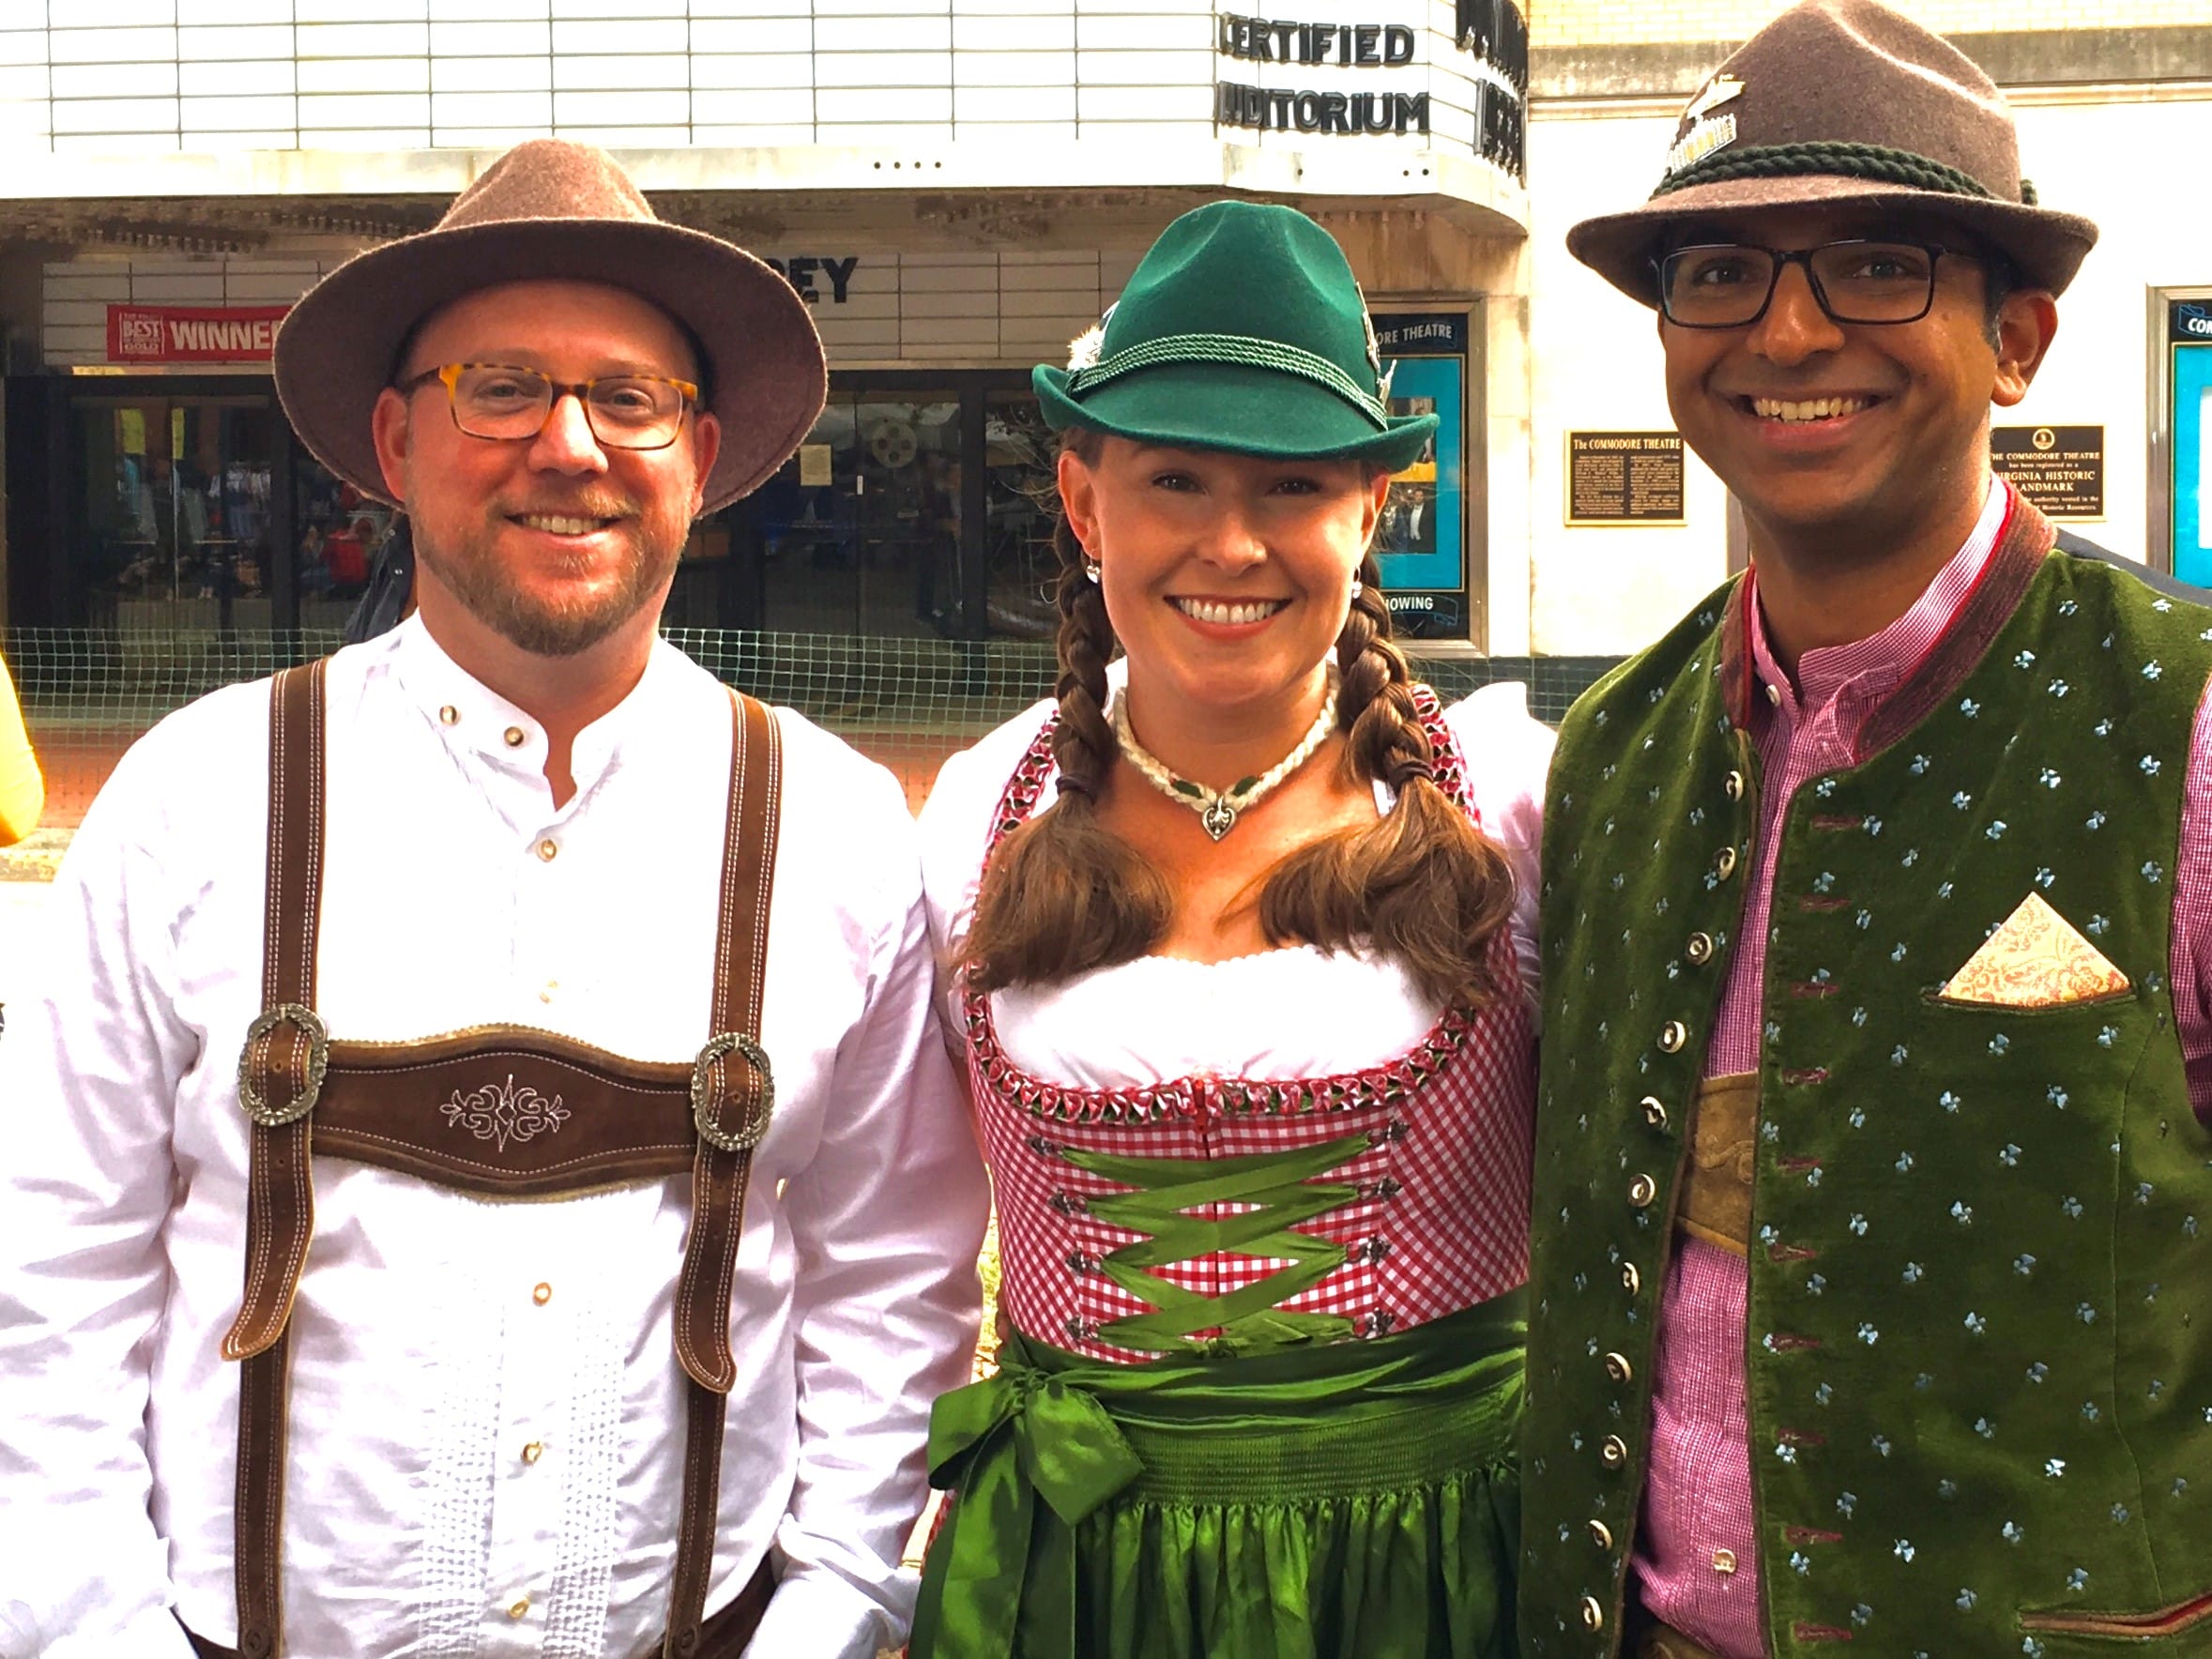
[0,617,989,1659]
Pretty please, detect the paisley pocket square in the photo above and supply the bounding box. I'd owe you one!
[1937,891,2130,1008]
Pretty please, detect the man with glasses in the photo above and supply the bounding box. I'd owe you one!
[0,140,988,1657]
[1522,4,2212,1656]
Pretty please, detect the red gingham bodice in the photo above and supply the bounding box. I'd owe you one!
[961,688,1537,1362]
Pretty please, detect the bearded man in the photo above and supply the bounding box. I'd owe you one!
[0,140,988,1659]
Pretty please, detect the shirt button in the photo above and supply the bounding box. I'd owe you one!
[1764,681,1782,707]
[504,725,526,748]
[508,1596,530,1619]
[522,1440,544,1465]
[1713,1547,1739,1575]
[1628,1174,1658,1209]
[532,1282,552,1305]
[535,838,558,862]
[438,704,460,725]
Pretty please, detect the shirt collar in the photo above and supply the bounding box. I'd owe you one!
[1748,476,2012,721]
[387,612,683,806]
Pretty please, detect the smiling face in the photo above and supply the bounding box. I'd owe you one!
[372,278,721,658]
[1658,205,2053,562]
[1058,435,1390,727]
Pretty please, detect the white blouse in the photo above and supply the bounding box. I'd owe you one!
[918,677,1555,1088]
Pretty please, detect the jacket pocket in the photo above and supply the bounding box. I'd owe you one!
[2020,1591,2212,1640]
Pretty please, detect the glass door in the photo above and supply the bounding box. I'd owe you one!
[983,389,1060,640]
[756,388,961,637]
[72,391,282,631]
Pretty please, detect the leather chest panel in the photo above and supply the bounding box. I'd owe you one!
[313,1027,697,1196]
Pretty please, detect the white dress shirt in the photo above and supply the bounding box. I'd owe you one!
[0,616,989,1659]
[917,677,1553,1085]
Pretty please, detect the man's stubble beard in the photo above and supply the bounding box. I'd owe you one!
[410,500,687,658]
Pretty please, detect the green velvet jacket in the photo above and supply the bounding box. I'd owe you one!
[1523,500,2212,1658]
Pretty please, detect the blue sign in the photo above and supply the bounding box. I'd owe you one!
[2174,340,2212,586]
[1373,353,1464,595]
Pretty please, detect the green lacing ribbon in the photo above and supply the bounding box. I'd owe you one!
[1063,1132,1374,1355]
[1655,139,2001,203]
[1065,333,1389,429]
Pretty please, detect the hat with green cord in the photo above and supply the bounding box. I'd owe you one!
[1033,201,1437,471]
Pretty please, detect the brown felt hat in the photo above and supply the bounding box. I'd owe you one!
[274,139,825,514]
[1568,0,2098,306]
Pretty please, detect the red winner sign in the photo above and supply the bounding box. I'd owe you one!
[107,304,291,364]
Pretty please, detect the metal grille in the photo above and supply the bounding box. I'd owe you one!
[5,627,1617,828]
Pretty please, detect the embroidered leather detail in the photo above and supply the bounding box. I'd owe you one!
[1938,890,2129,1008]
[439,1073,572,1153]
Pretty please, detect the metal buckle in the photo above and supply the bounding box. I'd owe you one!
[690,1031,774,1153]
[236,1003,330,1128]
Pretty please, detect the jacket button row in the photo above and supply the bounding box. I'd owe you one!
[1685,930,1715,965]
[1579,1595,1605,1631]
[1656,1020,1686,1054]
[1600,1434,1628,1468]
[1603,1350,1634,1384]
[1621,1262,1641,1295]
[1640,1095,1670,1131]
[1724,768,1745,800]
[1588,1519,1613,1550]
[1628,1174,1657,1209]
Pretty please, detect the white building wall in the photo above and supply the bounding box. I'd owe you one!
[1523,92,2212,659]
[0,1,1488,159]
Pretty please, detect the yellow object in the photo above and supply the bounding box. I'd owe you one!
[1938,891,2129,1007]
[0,653,42,846]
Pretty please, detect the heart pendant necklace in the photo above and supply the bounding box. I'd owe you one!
[1110,671,1340,841]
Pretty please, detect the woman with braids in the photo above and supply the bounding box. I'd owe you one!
[908,201,1551,1659]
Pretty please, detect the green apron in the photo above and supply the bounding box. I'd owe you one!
[908,1290,1525,1659]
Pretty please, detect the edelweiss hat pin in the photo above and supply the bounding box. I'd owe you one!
[1566,0,2098,306]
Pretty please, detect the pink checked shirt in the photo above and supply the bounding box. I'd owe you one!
[1634,480,2212,1655]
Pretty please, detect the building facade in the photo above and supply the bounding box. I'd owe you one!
[0,2,2206,799]
[0,0,1529,656]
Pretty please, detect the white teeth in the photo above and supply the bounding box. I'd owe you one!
[518,514,604,536]
[1172,598,1285,625]
[1752,395,1872,422]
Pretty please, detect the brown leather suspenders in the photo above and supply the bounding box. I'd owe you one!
[221,660,783,1656]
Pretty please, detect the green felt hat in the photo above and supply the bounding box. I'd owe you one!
[1034,202,1436,471]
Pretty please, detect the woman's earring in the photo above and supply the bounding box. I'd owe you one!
[1084,556,1102,583]
[1349,579,1365,601]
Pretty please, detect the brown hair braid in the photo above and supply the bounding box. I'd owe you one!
[1255,555,1518,1007]
[961,432,1170,990]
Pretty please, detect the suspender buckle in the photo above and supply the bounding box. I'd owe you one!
[690,1030,774,1153]
[236,1002,330,1128]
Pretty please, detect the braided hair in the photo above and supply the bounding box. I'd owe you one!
[962,429,1517,1007]
[1255,553,1518,1007]
[962,431,1170,989]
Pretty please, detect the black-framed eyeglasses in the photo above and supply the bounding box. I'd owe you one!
[1655,239,1971,329]
[395,362,700,450]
